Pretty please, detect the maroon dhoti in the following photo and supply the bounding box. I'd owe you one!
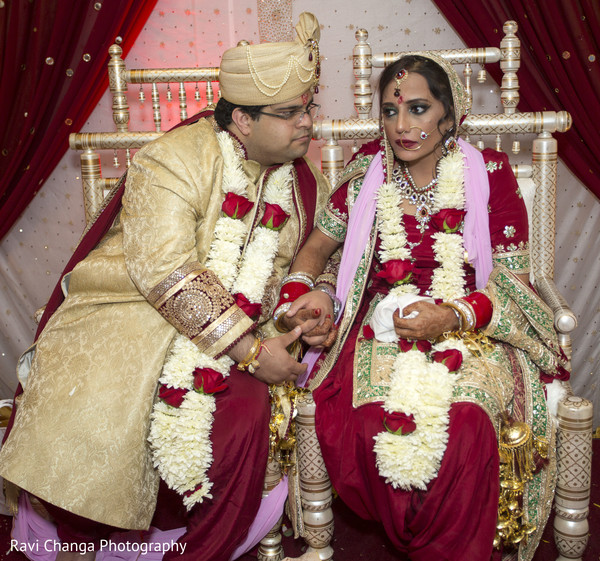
[158,367,271,561]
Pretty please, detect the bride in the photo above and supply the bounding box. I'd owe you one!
[274,53,569,560]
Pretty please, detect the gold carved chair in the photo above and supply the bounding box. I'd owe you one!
[69,43,219,225]
[68,27,593,561]
[293,21,593,561]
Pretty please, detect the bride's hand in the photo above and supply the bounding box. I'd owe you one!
[280,290,336,346]
[392,301,459,341]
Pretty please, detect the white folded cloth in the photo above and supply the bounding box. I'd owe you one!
[369,293,434,343]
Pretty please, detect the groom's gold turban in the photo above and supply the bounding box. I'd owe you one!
[219,12,321,106]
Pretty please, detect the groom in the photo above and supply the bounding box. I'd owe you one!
[1,12,331,561]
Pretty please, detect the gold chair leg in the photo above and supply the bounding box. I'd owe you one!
[554,394,593,561]
[296,392,334,561]
[257,457,285,561]
[257,514,285,561]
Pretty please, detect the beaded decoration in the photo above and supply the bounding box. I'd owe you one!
[394,69,408,103]
[244,39,320,98]
[391,164,438,233]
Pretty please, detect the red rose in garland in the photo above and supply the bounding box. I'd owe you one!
[221,192,254,219]
[261,203,290,231]
[382,410,417,435]
[432,348,463,372]
[193,368,228,394]
[376,259,414,285]
[158,385,189,408]
[399,338,432,353]
[430,208,466,233]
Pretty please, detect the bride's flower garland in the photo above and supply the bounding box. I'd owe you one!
[149,131,293,509]
[373,338,469,490]
[372,147,469,489]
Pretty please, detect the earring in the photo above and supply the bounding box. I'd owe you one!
[444,136,457,152]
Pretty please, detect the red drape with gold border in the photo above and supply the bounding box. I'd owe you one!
[433,0,600,200]
[0,0,159,240]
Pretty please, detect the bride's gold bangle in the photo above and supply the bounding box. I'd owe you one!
[440,299,476,333]
[440,301,465,332]
[273,302,292,333]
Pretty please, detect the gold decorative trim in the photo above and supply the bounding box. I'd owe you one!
[290,165,307,262]
[148,264,254,354]
[148,262,207,306]
[193,305,253,356]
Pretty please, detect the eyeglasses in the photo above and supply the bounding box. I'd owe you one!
[257,103,320,125]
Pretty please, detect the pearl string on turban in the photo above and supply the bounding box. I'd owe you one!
[219,12,321,106]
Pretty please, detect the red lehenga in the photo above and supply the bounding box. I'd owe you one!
[308,140,566,561]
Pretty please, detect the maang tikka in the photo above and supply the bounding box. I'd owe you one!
[394,69,408,103]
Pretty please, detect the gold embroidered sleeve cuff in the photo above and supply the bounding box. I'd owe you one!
[147,262,254,357]
[317,206,347,243]
[492,241,530,275]
[481,267,568,377]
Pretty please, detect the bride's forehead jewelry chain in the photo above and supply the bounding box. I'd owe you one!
[391,163,437,234]
[394,69,408,103]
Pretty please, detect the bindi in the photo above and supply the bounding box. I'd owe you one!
[301,92,309,105]
[394,69,408,104]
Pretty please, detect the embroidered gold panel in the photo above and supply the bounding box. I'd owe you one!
[148,263,253,356]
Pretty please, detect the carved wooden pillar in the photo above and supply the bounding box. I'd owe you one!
[296,392,334,560]
[108,44,129,132]
[257,457,285,561]
[554,395,593,561]
[320,138,344,188]
[80,150,102,225]
[353,29,372,119]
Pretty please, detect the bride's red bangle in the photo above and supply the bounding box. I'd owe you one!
[275,281,311,310]
[461,291,493,328]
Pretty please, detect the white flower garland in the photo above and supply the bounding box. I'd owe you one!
[231,164,293,302]
[432,149,465,211]
[373,147,469,488]
[376,181,411,263]
[149,337,233,508]
[429,150,467,301]
[430,231,467,301]
[373,347,459,490]
[204,132,251,291]
[149,131,293,509]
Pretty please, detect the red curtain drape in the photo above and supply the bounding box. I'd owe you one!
[432,0,600,200]
[0,0,159,241]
